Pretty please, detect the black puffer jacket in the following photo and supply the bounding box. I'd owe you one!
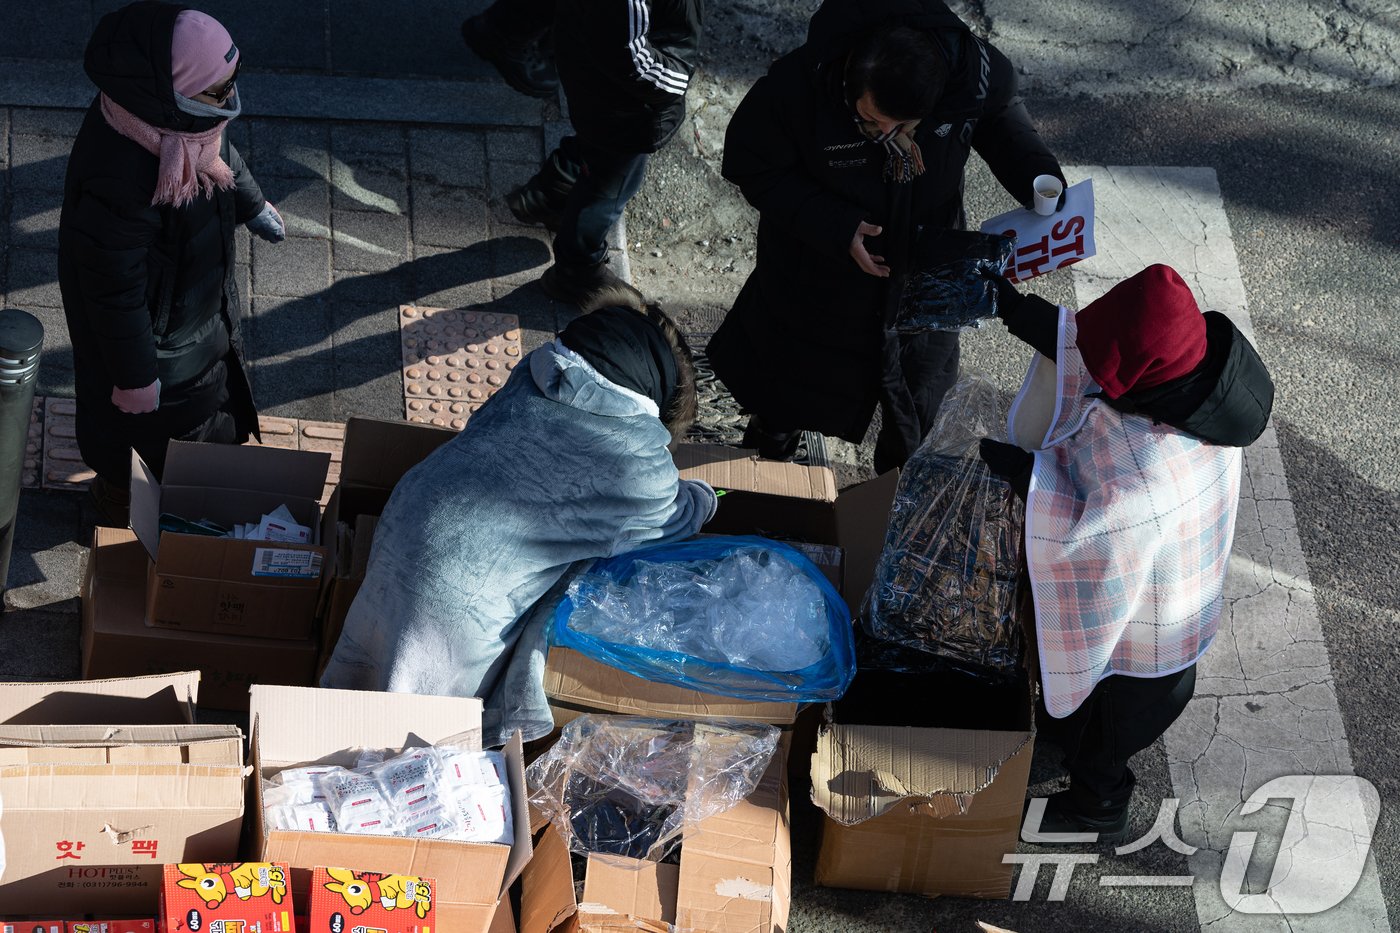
[59,0,262,483]
[709,0,1062,442]
[554,0,703,154]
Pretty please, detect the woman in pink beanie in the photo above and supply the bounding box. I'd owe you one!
[59,2,285,523]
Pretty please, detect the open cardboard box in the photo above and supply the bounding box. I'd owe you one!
[0,672,245,914]
[317,418,457,670]
[521,736,791,933]
[248,684,532,932]
[810,591,1040,900]
[129,440,332,640]
[542,445,898,728]
[83,527,319,710]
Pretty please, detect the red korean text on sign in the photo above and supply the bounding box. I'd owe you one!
[1000,214,1090,284]
[132,838,159,859]
[55,839,86,860]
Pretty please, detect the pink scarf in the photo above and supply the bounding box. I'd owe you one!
[99,93,234,208]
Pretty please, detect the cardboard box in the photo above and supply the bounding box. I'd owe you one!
[521,736,791,933]
[249,685,532,932]
[82,528,320,711]
[810,602,1039,899]
[318,418,456,669]
[0,673,245,914]
[160,862,295,931]
[130,441,332,640]
[306,866,435,931]
[543,445,897,727]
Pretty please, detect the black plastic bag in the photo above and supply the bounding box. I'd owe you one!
[896,230,1015,334]
[862,374,1026,683]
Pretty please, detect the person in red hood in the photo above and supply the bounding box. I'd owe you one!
[59,2,284,524]
[981,264,1274,841]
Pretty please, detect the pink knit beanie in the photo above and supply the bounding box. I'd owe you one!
[170,10,239,98]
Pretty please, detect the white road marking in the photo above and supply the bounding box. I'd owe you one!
[1067,165,1388,931]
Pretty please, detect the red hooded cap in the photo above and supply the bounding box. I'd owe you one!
[1075,264,1208,399]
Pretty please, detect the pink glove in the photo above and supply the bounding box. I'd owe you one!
[112,379,161,414]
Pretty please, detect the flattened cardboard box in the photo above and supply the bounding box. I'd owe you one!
[249,684,532,933]
[318,418,455,669]
[0,672,245,914]
[543,445,898,727]
[521,736,791,933]
[130,440,331,641]
[83,528,319,711]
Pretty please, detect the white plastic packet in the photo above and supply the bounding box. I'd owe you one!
[448,782,513,845]
[320,770,397,836]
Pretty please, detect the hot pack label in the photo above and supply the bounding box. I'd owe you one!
[251,548,323,579]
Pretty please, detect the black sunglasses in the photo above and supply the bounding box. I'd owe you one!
[205,59,241,103]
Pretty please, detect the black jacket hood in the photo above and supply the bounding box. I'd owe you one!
[1112,311,1275,447]
[85,0,222,133]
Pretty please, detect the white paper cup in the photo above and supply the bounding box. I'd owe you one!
[1033,174,1064,216]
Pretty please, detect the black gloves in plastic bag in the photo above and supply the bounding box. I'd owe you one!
[896,230,1015,334]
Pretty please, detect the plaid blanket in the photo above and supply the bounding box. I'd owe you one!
[1010,308,1242,718]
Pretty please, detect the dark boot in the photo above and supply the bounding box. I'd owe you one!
[539,258,641,308]
[1026,771,1135,845]
[460,16,559,99]
[506,150,579,231]
[742,416,803,462]
[89,475,131,528]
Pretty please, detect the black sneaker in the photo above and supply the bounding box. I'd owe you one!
[461,15,559,100]
[506,151,578,231]
[540,259,642,308]
[742,416,804,462]
[1024,774,1135,845]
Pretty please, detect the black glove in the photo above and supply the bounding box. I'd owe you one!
[982,269,1024,320]
[979,438,1033,500]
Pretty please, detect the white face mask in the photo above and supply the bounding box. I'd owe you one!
[175,86,241,121]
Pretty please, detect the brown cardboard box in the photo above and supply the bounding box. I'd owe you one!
[318,418,455,667]
[521,736,791,933]
[809,595,1040,900]
[129,440,331,640]
[248,685,532,932]
[0,672,245,914]
[82,528,319,711]
[543,445,898,727]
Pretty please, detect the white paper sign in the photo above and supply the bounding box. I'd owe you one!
[980,178,1096,283]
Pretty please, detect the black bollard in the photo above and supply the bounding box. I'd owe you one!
[0,310,44,599]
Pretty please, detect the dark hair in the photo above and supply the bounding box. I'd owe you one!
[845,25,947,121]
[582,285,699,443]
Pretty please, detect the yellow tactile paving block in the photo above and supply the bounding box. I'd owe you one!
[400,304,522,430]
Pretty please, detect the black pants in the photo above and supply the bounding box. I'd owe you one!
[1040,665,1197,802]
[551,136,649,268]
[873,329,961,474]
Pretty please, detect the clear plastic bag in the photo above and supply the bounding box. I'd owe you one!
[862,374,1026,681]
[897,230,1015,333]
[551,536,855,702]
[527,715,780,862]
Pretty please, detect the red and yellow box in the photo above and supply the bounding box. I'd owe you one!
[2,923,64,933]
[68,924,155,933]
[307,867,435,932]
[160,862,296,931]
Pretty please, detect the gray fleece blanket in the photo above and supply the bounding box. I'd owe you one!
[320,340,717,746]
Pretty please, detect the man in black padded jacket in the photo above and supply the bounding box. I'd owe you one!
[710,0,1064,472]
[464,0,703,306]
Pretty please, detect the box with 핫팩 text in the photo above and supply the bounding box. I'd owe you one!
[248,685,531,933]
[129,440,331,641]
[65,922,156,932]
[160,862,295,931]
[0,673,245,915]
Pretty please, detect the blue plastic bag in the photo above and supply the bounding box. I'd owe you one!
[550,536,856,703]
